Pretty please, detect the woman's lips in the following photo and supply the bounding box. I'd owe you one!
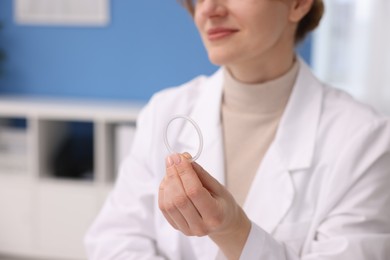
[207,28,238,41]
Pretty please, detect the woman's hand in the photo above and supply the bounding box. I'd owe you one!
[159,153,251,260]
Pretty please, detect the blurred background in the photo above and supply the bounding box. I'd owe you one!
[0,0,389,259]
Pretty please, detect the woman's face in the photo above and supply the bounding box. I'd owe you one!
[194,0,297,67]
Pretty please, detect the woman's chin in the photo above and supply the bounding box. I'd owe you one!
[207,53,231,66]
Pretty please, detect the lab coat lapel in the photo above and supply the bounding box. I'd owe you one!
[176,69,226,185]
[244,59,324,234]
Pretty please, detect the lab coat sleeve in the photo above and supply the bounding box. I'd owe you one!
[84,100,166,260]
[239,119,390,260]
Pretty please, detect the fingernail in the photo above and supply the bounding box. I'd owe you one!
[182,152,192,160]
[166,156,173,167]
[172,153,181,165]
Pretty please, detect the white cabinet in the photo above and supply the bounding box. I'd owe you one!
[0,96,143,260]
[35,181,99,259]
[0,178,34,256]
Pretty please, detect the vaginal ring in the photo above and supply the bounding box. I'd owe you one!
[164,115,203,162]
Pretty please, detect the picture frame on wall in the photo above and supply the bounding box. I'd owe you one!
[14,0,110,26]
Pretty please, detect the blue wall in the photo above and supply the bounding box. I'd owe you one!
[0,0,311,101]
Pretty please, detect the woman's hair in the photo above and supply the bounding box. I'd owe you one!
[178,0,325,44]
[296,0,324,43]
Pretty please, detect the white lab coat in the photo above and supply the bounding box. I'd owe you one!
[85,59,390,259]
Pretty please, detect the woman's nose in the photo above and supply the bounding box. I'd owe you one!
[198,0,227,19]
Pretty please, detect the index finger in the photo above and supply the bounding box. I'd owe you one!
[170,153,218,216]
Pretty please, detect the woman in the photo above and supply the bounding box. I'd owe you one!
[85,0,390,259]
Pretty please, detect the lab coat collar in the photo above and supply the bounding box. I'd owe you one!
[176,69,226,184]
[274,58,323,170]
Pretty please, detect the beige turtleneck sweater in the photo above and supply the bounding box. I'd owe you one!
[222,62,299,206]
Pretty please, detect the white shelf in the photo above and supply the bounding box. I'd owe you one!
[0,96,143,121]
[0,96,144,260]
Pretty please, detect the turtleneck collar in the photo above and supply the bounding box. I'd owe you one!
[222,61,299,115]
